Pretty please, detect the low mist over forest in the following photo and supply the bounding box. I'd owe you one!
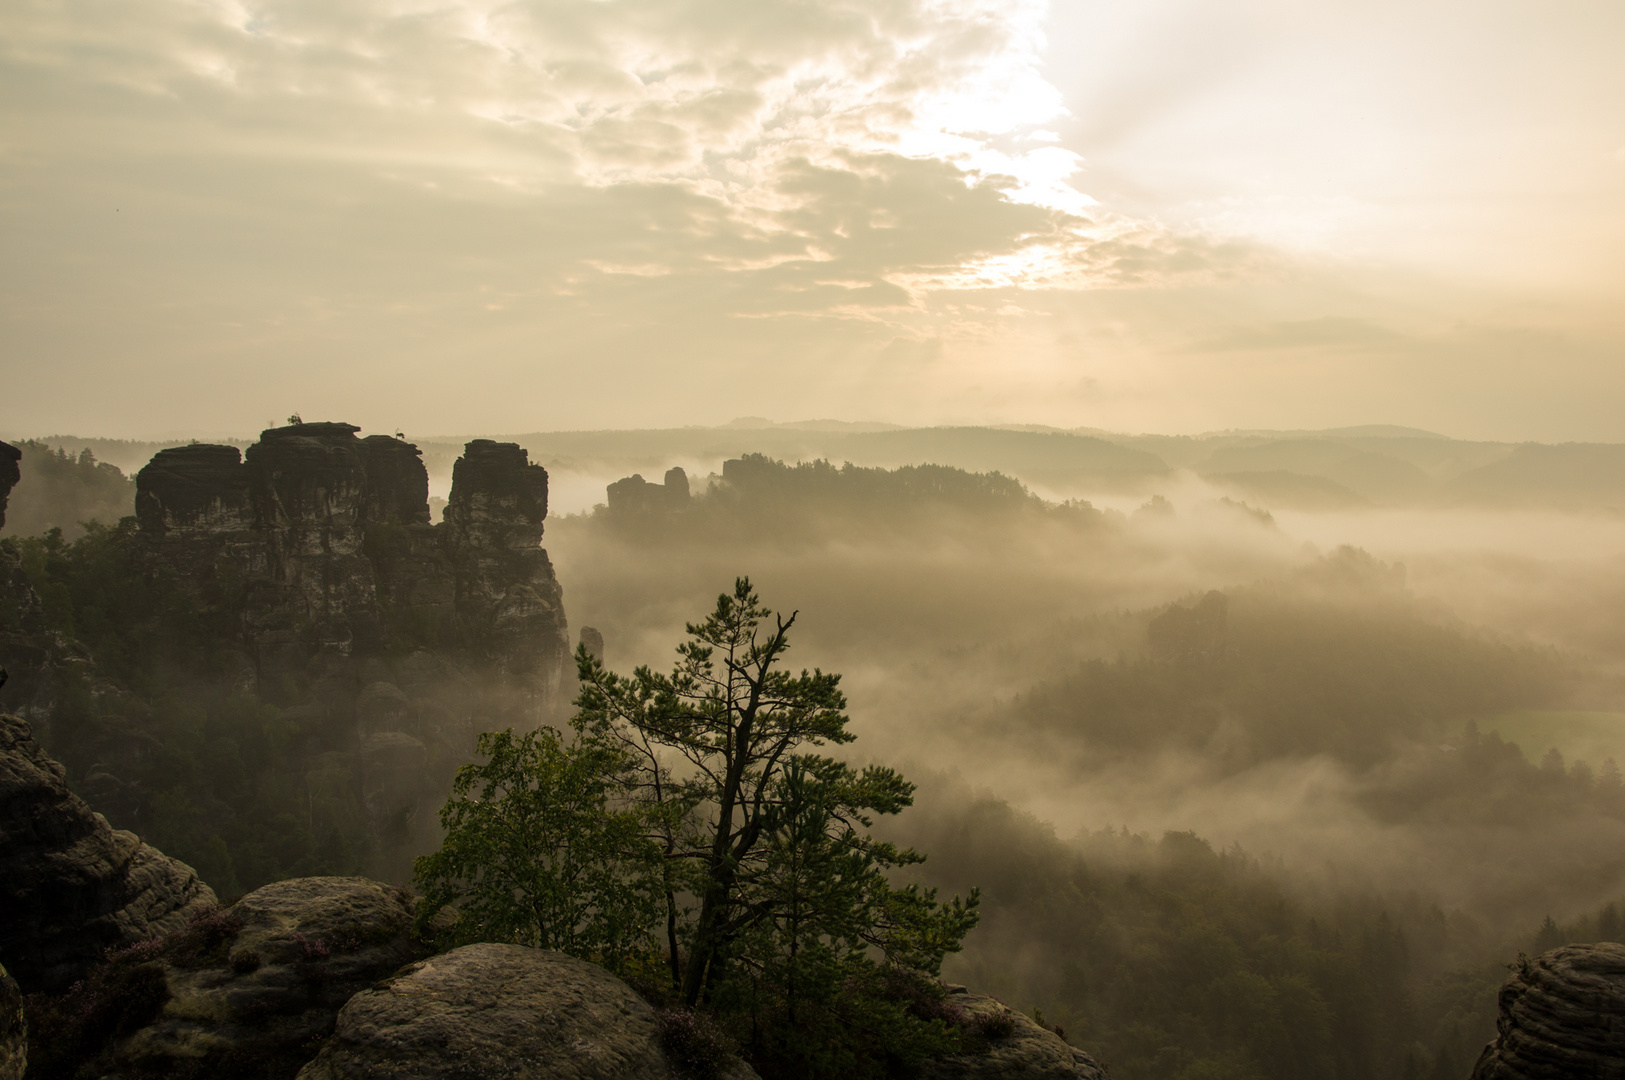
[5,421,1625,1080]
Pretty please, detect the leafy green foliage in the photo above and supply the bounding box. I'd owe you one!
[0,525,373,896]
[416,579,980,1080]
[572,577,979,1009]
[414,727,662,968]
[7,521,233,691]
[886,782,1519,1080]
[656,1007,740,1080]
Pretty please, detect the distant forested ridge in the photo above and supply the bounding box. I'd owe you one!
[6,432,1625,1080]
[557,457,1625,1080]
[430,421,1625,510]
[20,422,1625,511]
[0,441,137,538]
[599,453,1102,540]
[1008,559,1562,770]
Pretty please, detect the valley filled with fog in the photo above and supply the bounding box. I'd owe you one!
[6,421,1625,1078]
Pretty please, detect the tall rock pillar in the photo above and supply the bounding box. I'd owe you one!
[442,440,569,713]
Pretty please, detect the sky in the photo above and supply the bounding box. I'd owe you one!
[2,0,1623,441]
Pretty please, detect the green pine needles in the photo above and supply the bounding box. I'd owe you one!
[412,725,663,968]
[415,577,980,1080]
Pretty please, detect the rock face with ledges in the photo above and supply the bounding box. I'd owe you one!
[606,467,691,517]
[1470,942,1625,1080]
[132,425,568,716]
[442,439,569,687]
[127,425,569,871]
[0,713,216,994]
[39,876,444,1080]
[296,942,756,1080]
[923,992,1109,1080]
[113,877,429,1079]
[134,442,255,538]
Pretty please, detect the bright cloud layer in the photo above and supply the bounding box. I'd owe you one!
[2,0,1154,303]
[2,0,1624,438]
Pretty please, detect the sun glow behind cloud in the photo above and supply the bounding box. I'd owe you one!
[95,0,1099,283]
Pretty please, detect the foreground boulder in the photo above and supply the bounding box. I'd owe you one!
[1470,942,1625,1080]
[27,876,442,1080]
[297,942,755,1080]
[0,713,216,993]
[924,992,1108,1080]
[0,962,23,1080]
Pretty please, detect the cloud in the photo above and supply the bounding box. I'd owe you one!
[1188,316,1411,353]
[0,0,1105,289]
[0,0,1289,436]
[5,0,1621,439]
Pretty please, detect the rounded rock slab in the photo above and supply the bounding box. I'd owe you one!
[298,943,654,1080]
[297,942,741,1080]
[921,993,1108,1080]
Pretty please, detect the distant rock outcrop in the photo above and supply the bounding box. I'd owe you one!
[0,713,216,994]
[580,625,605,664]
[924,992,1109,1080]
[296,942,757,1080]
[442,439,568,685]
[607,466,691,516]
[0,441,20,532]
[134,424,569,710]
[126,425,570,868]
[1470,943,1625,1080]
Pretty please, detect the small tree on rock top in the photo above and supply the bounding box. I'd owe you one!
[572,577,977,1007]
[417,578,979,1079]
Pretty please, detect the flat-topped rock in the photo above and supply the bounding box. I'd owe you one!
[134,443,253,536]
[444,439,549,541]
[129,427,568,720]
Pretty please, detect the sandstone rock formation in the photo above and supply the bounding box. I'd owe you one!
[0,962,23,1080]
[607,466,691,516]
[581,625,605,663]
[1470,942,1625,1080]
[0,713,216,993]
[135,424,568,707]
[128,425,570,869]
[296,942,755,1080]
[442,439,568,684]
[31,876,446,1080]
[924,992,1108,1080]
